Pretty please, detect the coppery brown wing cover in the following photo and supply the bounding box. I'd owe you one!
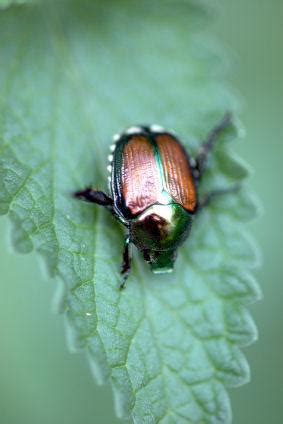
[156,134,197,213]
[111,131,197,218]
[120,135,162,216]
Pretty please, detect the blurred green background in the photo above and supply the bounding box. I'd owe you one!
[0,1,282,423]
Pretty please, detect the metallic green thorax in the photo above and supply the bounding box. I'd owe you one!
[131,203,193,273]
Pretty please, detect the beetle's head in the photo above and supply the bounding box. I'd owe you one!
[142,248,177,273]
[131,203,193,273]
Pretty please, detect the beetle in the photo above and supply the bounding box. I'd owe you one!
[75,113,237,288]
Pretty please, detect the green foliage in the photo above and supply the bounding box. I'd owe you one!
[0,1,261,422]
[0,0,30,8]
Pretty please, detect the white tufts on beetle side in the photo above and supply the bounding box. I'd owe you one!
[108,154,113,163]
[150,124,165,133]
[113,133,120,142]
[109,144,116,152]
[125,126,143,135]
[190,158,196,168]
[107,165,112,173]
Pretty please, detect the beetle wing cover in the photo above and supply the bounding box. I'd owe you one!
[156,134,197,213]
[120,135,162,216]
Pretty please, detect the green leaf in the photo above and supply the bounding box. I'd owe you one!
[0,0,30,9]
[0,1,261,422]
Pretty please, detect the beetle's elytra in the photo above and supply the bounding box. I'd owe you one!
[75,113,237,288]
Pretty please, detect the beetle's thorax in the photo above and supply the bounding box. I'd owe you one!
[130,203,192,252]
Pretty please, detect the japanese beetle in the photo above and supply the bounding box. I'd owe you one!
[75,113,236,288]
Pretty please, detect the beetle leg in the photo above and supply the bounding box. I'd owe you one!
[196,184,240,212]
[193,112,232,181]
[74,188,113,207]
[120,235,132,290]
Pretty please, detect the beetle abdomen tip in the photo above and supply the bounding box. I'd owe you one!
[125,126,143,135]
[150,124,165,133]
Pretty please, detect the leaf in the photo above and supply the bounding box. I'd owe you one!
[0,1,261,422]
[0,0,30,9]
